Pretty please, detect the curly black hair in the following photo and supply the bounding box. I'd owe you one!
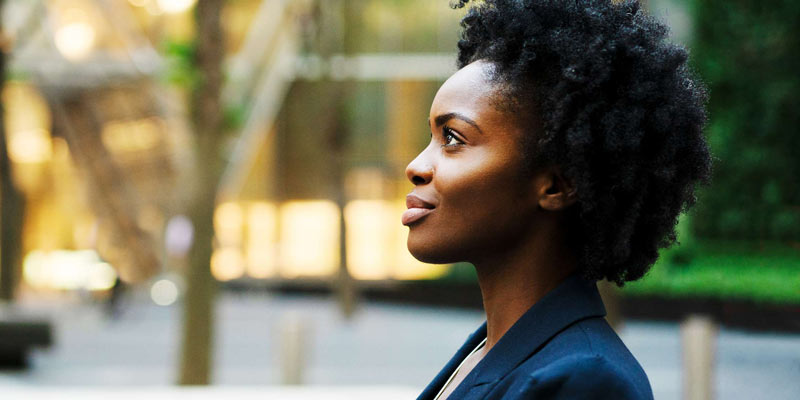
[452,0,712,285]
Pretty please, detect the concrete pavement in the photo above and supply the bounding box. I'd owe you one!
[1,290,798,399]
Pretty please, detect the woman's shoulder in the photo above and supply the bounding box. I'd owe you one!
[514,352,653,399]
[508,317,653,399]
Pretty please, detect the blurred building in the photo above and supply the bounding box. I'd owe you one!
[2,0,472,303]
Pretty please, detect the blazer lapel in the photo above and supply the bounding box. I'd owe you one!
[417,323,488,400]
[448,275,607,399]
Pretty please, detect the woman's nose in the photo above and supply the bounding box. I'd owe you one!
[405,148,433,185]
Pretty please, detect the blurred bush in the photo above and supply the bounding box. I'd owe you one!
[690,0,800,241]
[625,239,800,304]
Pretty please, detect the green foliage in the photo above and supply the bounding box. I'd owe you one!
[690,0,800,241]
[161,40,199,88]
[624,240,800,304]
[665,213,698,266]
[223,103,247,132]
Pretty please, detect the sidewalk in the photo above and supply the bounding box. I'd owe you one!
[0,387,419,399]
[2,290,799,399]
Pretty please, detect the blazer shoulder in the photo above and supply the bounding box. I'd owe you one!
[515,353,653,400]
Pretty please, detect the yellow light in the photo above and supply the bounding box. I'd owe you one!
[156,0,197,14]
[22,249,118,291]
[345,200,393,280]
[127,0,147,7]
[214,202,244,246]
[3,84,51,155]
[101,118,163,154]
[54,9,96,61]
[246,202,278,279]
[22,251,49,289]
[211,247,245,281]
[279,201,340,278]
[8,128,52,164]
[86,262,118,291]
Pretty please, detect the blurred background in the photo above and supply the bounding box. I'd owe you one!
[0,0,797,399]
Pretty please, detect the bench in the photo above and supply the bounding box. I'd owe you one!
[0,318,53,369]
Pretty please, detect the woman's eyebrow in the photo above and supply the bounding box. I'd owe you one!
[432,112,483,134]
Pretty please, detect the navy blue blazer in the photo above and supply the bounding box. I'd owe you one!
[418,275,653,399]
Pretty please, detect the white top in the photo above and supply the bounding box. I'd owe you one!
[433,337,488,400]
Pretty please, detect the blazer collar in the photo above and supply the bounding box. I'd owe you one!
[461,274,606,388]
[417,323,488,400]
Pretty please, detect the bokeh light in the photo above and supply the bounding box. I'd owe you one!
[23,250,117,291]
[7,129,52,164]
[278,201,340,278]
[211,247,246,281]
[165,215,194,257]
[156,0,197,14]
[54,9,96,61]
[245,202,278,279]
[150,279,179,306]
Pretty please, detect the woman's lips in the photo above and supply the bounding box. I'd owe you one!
[402,207,433,226]
[403,194,436,226]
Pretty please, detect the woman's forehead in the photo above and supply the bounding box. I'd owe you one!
[430,61,500,117]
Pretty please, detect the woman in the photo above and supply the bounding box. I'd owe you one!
[402,0,711,399]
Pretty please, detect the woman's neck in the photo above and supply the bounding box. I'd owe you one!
[473,226,575,352]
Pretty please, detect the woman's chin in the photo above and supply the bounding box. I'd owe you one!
[407,238,461,264]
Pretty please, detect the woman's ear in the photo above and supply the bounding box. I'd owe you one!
[534,168,577,211]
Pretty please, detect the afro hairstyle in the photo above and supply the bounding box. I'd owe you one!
[452,0,712,285]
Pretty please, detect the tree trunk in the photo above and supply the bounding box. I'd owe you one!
[0,0,26,302]
[178,0,225,385]
[324,0,359,318]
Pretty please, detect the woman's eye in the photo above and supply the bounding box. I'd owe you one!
[442,128,464,147]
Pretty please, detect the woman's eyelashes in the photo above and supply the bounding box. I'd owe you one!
[441,127,465,148]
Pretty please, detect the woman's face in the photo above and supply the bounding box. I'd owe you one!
[404,61,543,264]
